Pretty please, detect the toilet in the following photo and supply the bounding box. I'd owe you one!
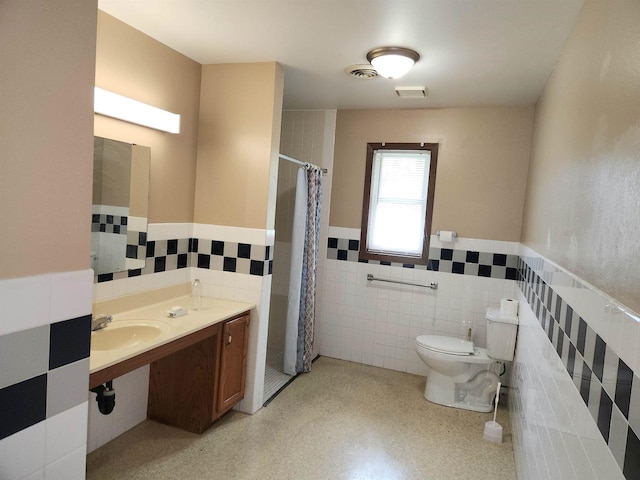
[415,308,518,412]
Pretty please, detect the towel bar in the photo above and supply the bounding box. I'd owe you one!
[366,274,438,290]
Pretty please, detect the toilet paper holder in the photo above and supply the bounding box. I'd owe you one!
[436,230,457,240]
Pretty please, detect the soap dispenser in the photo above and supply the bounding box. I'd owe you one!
[192,278,202,310]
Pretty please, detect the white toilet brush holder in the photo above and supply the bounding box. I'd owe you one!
[483,382,503,443]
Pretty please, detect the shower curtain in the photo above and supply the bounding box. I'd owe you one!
[284,166,322,375]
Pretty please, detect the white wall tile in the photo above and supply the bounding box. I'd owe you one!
[318,258,515,374]
[50,270,93,323]
[327,226,360,239]
[23,469,45,480]
[520,245,640,381]
[127,215,147,232]
[92,280,114,303]
[265,229,276,246]
[110,276,133,298]
[87,365,149,453]
[147,222,192,241]
[192,224,271,246]
[0,422,46,480]
[45,403,88,464]
[510,288,625,480]
[236,274,270,414]
[44,446,85,480]
[0,274,51,336]
[94,205,128,217]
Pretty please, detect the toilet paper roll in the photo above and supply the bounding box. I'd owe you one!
[500,298,519,317]
[439,230,454,242]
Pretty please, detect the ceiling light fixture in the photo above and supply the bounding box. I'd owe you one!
[94,87,181,134]
[366,47,420,79]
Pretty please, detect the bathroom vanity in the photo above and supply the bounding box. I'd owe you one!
[89,296,253,434]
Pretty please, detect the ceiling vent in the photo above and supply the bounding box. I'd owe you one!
[395,86,428,98]
[344,64,379,79]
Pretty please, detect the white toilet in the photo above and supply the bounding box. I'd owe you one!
[415,308,518,412]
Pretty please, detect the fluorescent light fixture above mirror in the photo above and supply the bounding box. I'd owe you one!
[94,87,181,134]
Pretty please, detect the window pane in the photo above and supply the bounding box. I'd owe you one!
[376,152,429,202]
[367,149,431,257]
[368,203,423,255]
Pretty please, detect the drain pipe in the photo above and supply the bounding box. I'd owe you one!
[90,380,116,415]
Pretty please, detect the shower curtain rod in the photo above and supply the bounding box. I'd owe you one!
[279,153,328,175]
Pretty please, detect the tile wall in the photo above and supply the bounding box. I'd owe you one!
[93,224,272,291]
[510,245,640,480]
[91,205,128,274]
[274,110,338,357]
[88,222,275,450]
[276,109,337,359]
[317,227,519,376]
[0,270,93,480]
[90,205,147,273]
[319,227,640,480]
[268,240,292,351]
[124,216,148,269]
[192,223,275,416]
[87,366,149,453]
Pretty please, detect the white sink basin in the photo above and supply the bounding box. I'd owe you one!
[91,320,168,351]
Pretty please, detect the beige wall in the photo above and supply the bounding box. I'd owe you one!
[95,11,201,223]
[331,108,534,241]
[194,63,284,229]
[0,0,97,279]
[522,0,640,313]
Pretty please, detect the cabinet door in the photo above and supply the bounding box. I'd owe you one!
[216,314,250,416]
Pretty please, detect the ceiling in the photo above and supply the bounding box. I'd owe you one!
[98,0,584,110]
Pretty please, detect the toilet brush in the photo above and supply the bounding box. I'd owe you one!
[483,382,503,443]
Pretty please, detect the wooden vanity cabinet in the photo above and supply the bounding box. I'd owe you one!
[147,312,250,434]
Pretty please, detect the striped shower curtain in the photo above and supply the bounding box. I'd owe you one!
[284,166,322,374]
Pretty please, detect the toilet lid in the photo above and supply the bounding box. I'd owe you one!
[416,335,475,355]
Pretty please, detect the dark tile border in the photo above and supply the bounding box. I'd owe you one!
[326,237,518,281]
[95,237,275,283]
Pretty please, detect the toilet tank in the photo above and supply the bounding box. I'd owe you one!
[486,308,519,361]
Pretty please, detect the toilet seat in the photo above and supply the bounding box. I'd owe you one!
[416,335,474,356]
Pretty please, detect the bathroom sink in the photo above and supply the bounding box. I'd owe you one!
[91,320,167,351]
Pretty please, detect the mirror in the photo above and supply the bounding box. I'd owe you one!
[91,137,150,276]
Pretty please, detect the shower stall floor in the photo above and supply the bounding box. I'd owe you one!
[263,347,294,404]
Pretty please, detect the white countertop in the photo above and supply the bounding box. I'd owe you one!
[90,296,254,374]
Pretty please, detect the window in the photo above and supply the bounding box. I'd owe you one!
[360,143,438,265]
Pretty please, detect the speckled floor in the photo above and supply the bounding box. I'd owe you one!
[86,357,515,480]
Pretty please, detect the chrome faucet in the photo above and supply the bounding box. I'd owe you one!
[92,314,112,332]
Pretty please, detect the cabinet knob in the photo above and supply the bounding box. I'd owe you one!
[227,334,232,345]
